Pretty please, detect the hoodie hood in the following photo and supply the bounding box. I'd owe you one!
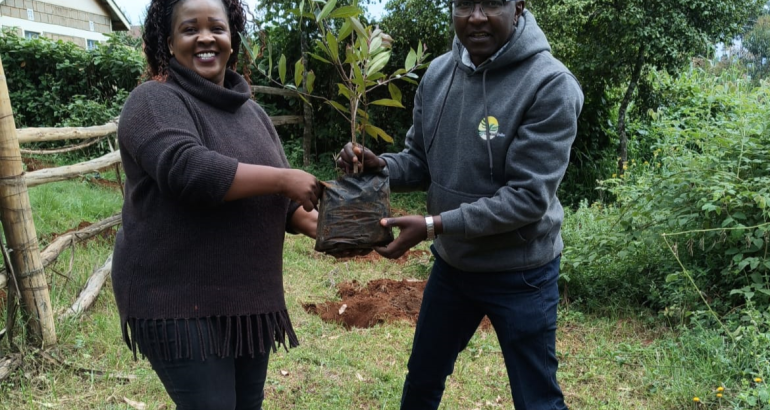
[452,10,551,74]
[447,10,553,181]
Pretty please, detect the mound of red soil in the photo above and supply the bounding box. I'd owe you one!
[304,279,426,329]
[303,278,492,331]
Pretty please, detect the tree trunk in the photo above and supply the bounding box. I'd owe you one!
[0,57,56,347]
[301,23,314,167]
[617,45,646,174]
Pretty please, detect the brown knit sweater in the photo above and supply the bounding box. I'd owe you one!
[112,59,300,359]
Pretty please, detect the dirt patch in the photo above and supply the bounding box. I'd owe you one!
[22,157,55,172]
[303,278,492,331]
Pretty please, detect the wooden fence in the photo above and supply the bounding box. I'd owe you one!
[0,83,309,356]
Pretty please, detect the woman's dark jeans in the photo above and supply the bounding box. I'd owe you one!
[400,249,568,410]
[134,318,271,410]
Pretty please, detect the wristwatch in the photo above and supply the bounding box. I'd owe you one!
[425,216,436,241]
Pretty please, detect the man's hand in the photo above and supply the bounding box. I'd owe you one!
[337,142,386,174]
[374,216,426,259]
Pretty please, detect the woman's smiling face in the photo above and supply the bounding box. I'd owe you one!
[167,0,232,86]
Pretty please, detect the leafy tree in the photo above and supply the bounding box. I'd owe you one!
[745,15,770,80]
[533,0,764,173]
[374,0,451,153]
[246,1,428,154]
[250,0,431,163]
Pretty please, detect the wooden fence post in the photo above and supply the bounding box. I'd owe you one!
[0,56,56,346]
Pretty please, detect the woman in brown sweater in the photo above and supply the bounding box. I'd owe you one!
[112,0,320,408]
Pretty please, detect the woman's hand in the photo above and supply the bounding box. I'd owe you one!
[224,164,320,211]
[337,142,386,174]
[290,207,318,239]
[278,169,321,212]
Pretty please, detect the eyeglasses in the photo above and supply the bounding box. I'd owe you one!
[451,0,514,18]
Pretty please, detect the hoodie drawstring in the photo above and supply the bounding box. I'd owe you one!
[482,70,494,183]
[426,65,458,154]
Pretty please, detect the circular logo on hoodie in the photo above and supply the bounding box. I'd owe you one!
[478,116,499,141]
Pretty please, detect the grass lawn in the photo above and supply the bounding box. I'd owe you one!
[0,178,710,409]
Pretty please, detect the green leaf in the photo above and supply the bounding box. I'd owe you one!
[238,32,254,60]
[369,36,382,54]
[366,51,390,76]
[306,71,315,94]
[294,59,304,87]
[349,17,368,39]
[338,20,353,42]
[665,273,680,283]
[405,49,417,70]
[368,72,386,81]
[327,100,349,114]
[364,124,394,143]
[352,63,365,93]
[308,53,331,64]
[317,0,337,21]
[278,54,287,84]
[417,40,424,61]
[371,99,405,108]
[337,83,352,100]
[329,5,360,18]
[326,31,339,62]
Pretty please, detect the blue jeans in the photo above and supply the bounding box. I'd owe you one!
[401,249,567,410]
[134,319,271,410]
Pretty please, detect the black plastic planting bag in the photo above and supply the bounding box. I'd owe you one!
[315,170,394,254]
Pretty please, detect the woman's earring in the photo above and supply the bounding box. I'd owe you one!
[170,50,174,56]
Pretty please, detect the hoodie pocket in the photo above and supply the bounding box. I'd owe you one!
[428,181,554,245]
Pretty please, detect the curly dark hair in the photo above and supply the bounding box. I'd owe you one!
[142,0,246,81]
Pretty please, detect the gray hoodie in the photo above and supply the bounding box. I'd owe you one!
[381,10,584,272]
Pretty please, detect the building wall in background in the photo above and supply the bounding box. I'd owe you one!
[0,0,123,49]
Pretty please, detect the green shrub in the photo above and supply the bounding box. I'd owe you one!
[563,66,770,317]
[0,30,144,128]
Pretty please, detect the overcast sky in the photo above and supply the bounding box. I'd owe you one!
[113,0,387,26]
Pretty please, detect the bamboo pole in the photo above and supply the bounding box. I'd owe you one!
[0,57,56,346]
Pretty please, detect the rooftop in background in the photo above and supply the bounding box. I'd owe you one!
[0,0,130,49]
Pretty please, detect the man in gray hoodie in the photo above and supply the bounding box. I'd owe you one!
[339,1,582,409]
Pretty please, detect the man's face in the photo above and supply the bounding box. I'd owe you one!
[453,0,525,67]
